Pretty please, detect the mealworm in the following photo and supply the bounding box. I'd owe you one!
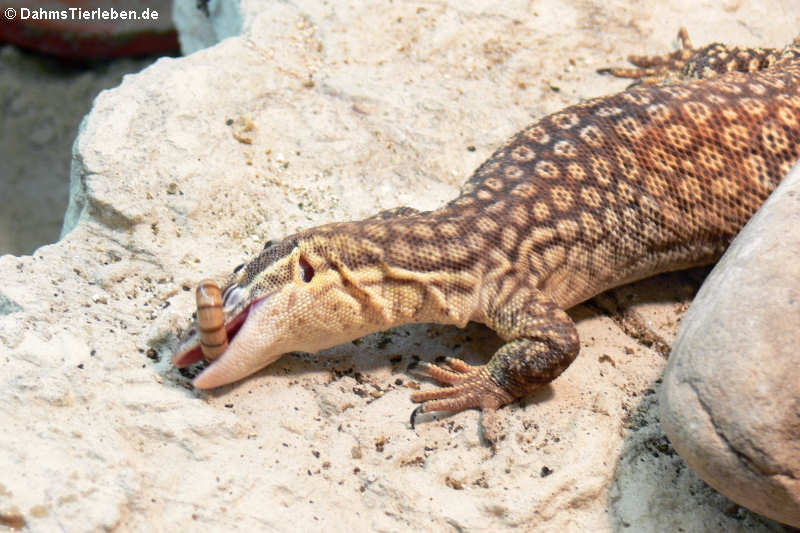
[196,279,228,360]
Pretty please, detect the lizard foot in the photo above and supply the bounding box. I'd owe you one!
[408,357,514,442]
[597,27,695,85]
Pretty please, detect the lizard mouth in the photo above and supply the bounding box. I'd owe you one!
[172,297,264,368]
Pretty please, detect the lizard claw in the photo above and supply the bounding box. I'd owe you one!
[598,27,696,85]
[408,357,514,440]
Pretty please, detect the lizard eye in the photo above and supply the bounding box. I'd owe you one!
[221,283,245,308]
[299,255,315,283]
[233,263,245,274]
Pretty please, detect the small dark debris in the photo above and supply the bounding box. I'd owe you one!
[196,0,210,17]
[467,145,476,152]
[445,476,464,490]
[178,367,196,379]
[224,403,234,409]
[639,435,675,458]
[77,363,84,369]
[473,475,489,489]
[598,354,615,367]
[400,456,425,468]
[724,503,745,520]
[376,337,392,349]
[540,466,553,477]
[0,513,26,530]
[374,436,389,452]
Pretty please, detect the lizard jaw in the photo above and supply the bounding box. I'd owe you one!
[172,297,260,369]
[189,294,281,389]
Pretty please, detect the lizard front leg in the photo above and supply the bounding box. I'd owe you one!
[599,27,788,85]
[410,288,579,443]
[597,27,696,84]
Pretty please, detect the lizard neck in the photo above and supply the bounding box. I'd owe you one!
[306,212,487,330]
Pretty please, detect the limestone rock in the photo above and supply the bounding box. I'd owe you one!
[2,1,800,531]
[661,163,800,526]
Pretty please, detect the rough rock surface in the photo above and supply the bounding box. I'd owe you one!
[2,1,800,531]
[661,163,800,527]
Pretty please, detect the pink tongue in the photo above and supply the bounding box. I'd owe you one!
[172,300,257,368]
[173,344,204,367]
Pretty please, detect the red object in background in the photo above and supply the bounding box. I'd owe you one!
[0,0,179,59]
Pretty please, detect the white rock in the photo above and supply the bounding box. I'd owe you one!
[662,163,800,526]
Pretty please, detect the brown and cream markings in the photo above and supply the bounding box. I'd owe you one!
[174,30,800,440]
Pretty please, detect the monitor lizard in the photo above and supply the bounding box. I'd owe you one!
[174,29,800,442]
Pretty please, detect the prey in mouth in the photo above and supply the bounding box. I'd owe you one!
[172,278,266,388]
[172,230,406,389]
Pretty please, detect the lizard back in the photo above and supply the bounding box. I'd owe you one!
[430,51,800,309]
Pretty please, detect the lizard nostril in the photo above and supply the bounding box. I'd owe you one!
[299,255,315,283]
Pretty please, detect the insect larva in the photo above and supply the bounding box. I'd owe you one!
[196,279,228,361]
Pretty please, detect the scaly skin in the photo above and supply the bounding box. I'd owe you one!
[174,31,800,441]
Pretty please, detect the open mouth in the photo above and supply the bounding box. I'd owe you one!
[172,299,256,368]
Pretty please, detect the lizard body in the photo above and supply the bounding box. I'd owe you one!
[174,31,800,440]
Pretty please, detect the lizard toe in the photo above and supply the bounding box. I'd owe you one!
[408,358,514,436]
[597,27,696,84]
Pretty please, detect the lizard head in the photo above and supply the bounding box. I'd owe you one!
[173,224,388,389]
